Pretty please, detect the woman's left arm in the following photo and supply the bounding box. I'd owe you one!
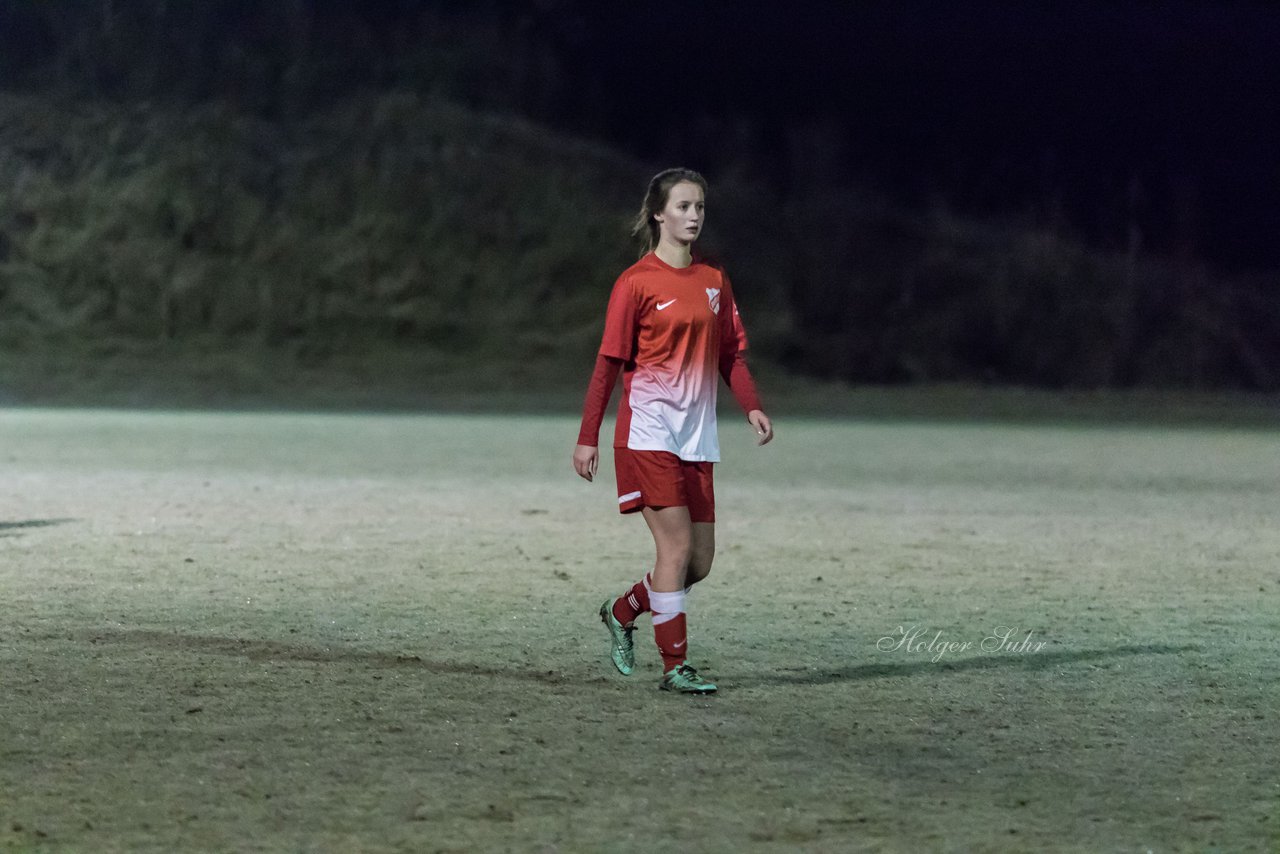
[720,350,772,445]
[718,276,772,445]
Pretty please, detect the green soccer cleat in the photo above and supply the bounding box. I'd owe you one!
[659,664,717,694]
[599,598,636,675]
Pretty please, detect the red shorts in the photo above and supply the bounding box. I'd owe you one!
[614,448,715,523]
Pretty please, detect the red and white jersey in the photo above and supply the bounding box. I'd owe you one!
[598,252,749,462]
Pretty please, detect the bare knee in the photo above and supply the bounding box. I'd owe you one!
[656,532,692,574]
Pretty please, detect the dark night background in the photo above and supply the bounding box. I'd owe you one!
[1,0,1277,400]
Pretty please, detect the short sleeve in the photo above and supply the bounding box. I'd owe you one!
[599,273,639,361]
[718,273,749,357]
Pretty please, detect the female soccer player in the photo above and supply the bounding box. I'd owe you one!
[573,167,773,694]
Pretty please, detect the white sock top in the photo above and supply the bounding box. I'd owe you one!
[649,588,686,625]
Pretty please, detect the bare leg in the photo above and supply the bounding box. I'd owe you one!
[641,505,692,592]
[686,522,715,586]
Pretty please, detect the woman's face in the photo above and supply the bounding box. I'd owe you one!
[654,181,705,245]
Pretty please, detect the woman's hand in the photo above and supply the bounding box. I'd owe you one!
[748,410,774,445]
[573,444,600,481]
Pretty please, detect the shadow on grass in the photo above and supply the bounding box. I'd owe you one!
[745,643,1201,686]
[79,629,591,686]
[79,630,1198,691]
[0,518,76,537]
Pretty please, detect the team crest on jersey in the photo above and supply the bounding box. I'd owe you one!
[706,288,721,314]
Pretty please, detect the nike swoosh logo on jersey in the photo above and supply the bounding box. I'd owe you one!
[656,299,677,310]
[673,640,686,649]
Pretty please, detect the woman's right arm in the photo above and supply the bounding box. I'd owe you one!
[573,354,623,482]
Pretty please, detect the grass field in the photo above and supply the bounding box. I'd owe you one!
[2,407,1277,852]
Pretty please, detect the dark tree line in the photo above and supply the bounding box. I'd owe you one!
[1,0,1277,390]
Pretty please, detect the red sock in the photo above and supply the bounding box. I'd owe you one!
[610,573,652,627]
[653,613,688,673]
